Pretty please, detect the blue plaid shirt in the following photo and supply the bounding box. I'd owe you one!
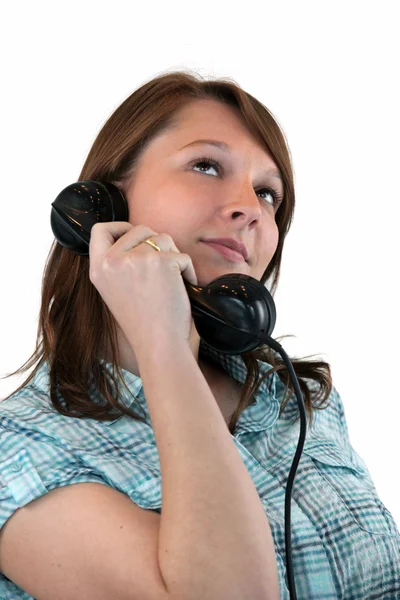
[1,339,399,599]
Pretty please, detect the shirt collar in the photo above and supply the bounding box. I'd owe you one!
[197,339,281,433]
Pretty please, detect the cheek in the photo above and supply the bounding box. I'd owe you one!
[126,184,182,230]
[254,225,279,275]
[261,221,279,254]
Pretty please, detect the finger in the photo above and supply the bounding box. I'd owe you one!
[159,251,198,287]
[89,222,197,284]
[180,255,198,286]
[89,222,163,263]
[108,224,163,254]
[124,232,197,285]
[89,222,135,261]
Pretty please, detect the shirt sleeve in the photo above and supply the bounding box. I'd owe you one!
[0,421,109,530]
[330,384,400,535]
[331,384,378,479]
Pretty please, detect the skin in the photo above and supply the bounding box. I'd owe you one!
[110,98,282,418]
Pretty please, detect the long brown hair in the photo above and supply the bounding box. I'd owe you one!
[1,69,332,434]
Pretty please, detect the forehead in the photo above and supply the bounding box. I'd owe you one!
[160,99,276,165]
[171,99,261,144]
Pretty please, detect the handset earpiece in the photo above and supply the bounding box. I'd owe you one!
[51,181,128,255]
[50,180,277,354]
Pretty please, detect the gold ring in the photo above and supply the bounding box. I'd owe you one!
[143,238,161,252]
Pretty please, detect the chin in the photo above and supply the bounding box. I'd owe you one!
[196,270,246,288]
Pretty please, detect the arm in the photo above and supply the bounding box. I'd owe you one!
[136,339,280,600]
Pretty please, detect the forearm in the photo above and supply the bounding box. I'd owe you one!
[136,340,280,600]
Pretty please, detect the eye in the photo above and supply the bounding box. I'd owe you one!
[192,157,221,177]
[256,187,284,208]
[191,157,284,209]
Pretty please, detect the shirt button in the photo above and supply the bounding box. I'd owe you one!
[11,462,22,472]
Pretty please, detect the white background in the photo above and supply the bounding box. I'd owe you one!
[1,1,399,527]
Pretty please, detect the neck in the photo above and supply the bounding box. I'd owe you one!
[103,322,239,426]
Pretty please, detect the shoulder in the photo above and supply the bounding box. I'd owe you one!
[0,386,106,527]
[0,379,162,528]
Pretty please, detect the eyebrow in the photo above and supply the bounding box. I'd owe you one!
[179,139,283,182]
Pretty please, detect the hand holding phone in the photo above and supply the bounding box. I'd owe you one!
[88,221,199,356]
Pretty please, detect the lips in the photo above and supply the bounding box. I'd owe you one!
[202,237,249,261]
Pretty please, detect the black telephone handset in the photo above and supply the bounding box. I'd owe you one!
[50,180,277,356]
[51,180,305,598]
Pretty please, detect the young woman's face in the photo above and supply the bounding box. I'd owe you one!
[122,99,283,287]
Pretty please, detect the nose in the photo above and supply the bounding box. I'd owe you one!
[222,181,263,224]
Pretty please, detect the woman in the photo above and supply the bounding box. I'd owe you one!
[0,71,399,599]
